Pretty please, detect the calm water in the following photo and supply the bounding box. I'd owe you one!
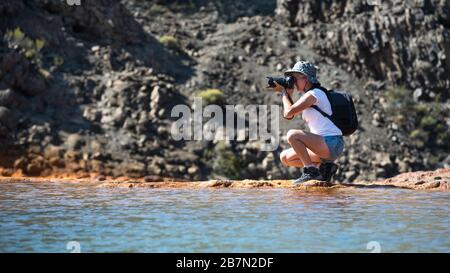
[0,182,448,253]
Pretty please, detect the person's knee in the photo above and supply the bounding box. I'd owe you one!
[286,129,304,144]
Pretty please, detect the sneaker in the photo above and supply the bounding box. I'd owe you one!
[293,167,324,184]
[319,162,338,182]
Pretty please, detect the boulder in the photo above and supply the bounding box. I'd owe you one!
[0,106,16,131]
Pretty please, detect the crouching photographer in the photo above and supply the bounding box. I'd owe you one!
[267,61,346,184]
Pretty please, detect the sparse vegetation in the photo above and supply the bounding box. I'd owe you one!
[203,141,242,179]
[3,27,62,80]
[52,56,64,67]
[148,4,167,16]
[385,86,449,149]
[4,27,45,67]
[173,0,196,11]
[196,88,226,105]
[158,35,180,51]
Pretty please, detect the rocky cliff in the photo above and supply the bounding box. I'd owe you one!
[276,0,450,100]
[0,0,448,182]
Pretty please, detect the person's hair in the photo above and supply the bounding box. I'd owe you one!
[306,82,321,91]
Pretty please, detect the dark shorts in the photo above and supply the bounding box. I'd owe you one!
[321,135,345,162]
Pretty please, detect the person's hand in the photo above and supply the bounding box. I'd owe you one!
[267,81,284,92]
[286,88,294,97]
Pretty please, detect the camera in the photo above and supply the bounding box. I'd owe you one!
[266,76,295,89]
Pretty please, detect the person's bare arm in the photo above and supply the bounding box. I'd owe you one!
[281,91,295,119]
[283,92,317,118]
[268,82,297,120]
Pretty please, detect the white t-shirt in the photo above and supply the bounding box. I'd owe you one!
[301,88,343,136]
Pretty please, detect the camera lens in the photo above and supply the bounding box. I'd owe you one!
[285,76,295,89]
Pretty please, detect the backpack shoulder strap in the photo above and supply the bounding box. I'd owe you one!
[307,86,332,119]
[315,86,329,93]
[311,105,332,119]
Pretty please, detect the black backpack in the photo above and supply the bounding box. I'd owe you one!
[307,87,358,136]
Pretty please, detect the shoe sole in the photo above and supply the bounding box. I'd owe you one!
[293,176,325,185]
[293,179,328,186]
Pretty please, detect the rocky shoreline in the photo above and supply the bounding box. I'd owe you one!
[1,168,448,191]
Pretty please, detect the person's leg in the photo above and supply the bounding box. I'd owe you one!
[320,161,339,182]
[319,136,344,182]
[280,147,339,182]
[286,129,330,167]
[280,148,322,167]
